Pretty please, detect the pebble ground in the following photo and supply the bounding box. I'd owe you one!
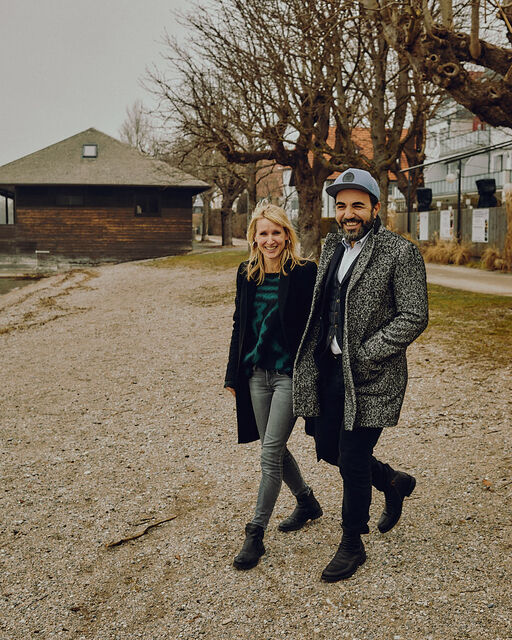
[1,260,511,640]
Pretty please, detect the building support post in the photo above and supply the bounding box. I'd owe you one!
[456,158,462,241]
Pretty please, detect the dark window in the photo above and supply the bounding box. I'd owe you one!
[0,194,15,224]
[135,192,161,217]
[56,193,85,206]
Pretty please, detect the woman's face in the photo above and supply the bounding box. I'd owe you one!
[254,218,288,262]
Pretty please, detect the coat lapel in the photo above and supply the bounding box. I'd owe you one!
[278,260,291,328]
[325,241,345,287]
[308,234,341,317]
[238,276,255,359]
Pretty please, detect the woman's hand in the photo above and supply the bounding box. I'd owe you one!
[225,386,236,397]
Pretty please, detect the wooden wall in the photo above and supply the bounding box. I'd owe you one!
[1,186,195,262]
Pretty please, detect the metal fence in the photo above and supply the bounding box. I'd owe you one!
[393,206,508,256]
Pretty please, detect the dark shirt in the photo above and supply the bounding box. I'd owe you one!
[242,273,292,376]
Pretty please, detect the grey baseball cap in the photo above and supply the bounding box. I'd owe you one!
[326,168,380,201]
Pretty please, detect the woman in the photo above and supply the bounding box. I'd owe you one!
[224,201,322,571]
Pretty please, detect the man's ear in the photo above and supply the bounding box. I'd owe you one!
[373,201,381,215]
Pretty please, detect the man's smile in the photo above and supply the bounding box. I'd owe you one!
[343,218,362,228]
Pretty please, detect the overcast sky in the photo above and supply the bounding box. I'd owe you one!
[0,0,190,166]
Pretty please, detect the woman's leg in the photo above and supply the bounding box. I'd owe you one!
[249,370,308,529]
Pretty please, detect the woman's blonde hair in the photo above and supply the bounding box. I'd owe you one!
[245,200,305,284]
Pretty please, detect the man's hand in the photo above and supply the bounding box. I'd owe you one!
[225,386,236,397]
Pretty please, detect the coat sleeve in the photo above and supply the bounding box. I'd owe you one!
[303,260,318,307]
[357,242,428,365]
[224,264,244,388]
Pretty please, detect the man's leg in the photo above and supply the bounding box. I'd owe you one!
[371,457,416,533]
[339,428,383,534]
[321,427,382,582]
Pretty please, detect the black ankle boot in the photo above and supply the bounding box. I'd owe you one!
[321,532,366,582]
[278,489,323,532]
[377,470,416,533]
[233,523,265,570]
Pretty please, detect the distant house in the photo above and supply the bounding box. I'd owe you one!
[0,128,209,264]
[422,100,512,207]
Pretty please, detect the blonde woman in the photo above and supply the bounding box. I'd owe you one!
[225,202,322,570]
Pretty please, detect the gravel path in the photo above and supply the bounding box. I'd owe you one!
[1,261,511,640]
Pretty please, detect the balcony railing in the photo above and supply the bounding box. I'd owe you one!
[439,129,492,155]
[425,170,512,196]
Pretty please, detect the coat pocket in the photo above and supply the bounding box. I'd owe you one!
[355,353,406,397]
[353,361,384,386]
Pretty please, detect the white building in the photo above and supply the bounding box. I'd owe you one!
[396,99,512,208]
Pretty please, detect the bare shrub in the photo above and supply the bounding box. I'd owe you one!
[504,186,512,271]
[481,247,509,271]
[423,236,452,264]
[451,241,472,266]
[422,235,472,266]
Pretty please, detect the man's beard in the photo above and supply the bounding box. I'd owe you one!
[339,211,376,242]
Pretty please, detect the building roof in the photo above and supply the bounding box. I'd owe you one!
[0,128,210,191]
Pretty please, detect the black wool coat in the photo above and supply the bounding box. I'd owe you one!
[225,259,317,443]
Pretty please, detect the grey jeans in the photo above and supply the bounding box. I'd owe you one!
[248,367,309,529]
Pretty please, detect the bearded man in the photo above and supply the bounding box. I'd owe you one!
[293,168,428,582]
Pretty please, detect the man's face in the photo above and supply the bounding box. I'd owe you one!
[335,189,380,244]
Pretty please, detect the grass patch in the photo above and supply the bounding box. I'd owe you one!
[425,284,512,364]
[146,248,248,271]
[184,284,235,307]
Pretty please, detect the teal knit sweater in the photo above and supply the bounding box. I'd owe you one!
[243,274,292,376]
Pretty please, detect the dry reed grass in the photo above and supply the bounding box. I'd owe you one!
[422,235,472,266]
[481,246,510,271]
[504,186,512,270]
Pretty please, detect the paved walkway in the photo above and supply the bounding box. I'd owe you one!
[425,263,512,297]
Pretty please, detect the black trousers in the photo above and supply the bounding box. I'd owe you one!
[316,352,394,534]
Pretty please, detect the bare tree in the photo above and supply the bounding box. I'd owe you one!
[119,100,157,155]
[149,0,440,256]
[335,4,442,219]
[148,0,363,258]
[162,137,247,246]
[360,0,512,128]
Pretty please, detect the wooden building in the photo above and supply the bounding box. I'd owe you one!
[0,128,209,264]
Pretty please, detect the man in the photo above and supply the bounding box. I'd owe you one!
[293,168,428,582]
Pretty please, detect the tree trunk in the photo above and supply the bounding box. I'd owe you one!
[295,182,323,261]
[201,191,211,241]
[221,204,234,247]
[246,163,257,229]
[377,172,389,227]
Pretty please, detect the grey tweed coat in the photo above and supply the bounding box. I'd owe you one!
[293,217,428,431]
